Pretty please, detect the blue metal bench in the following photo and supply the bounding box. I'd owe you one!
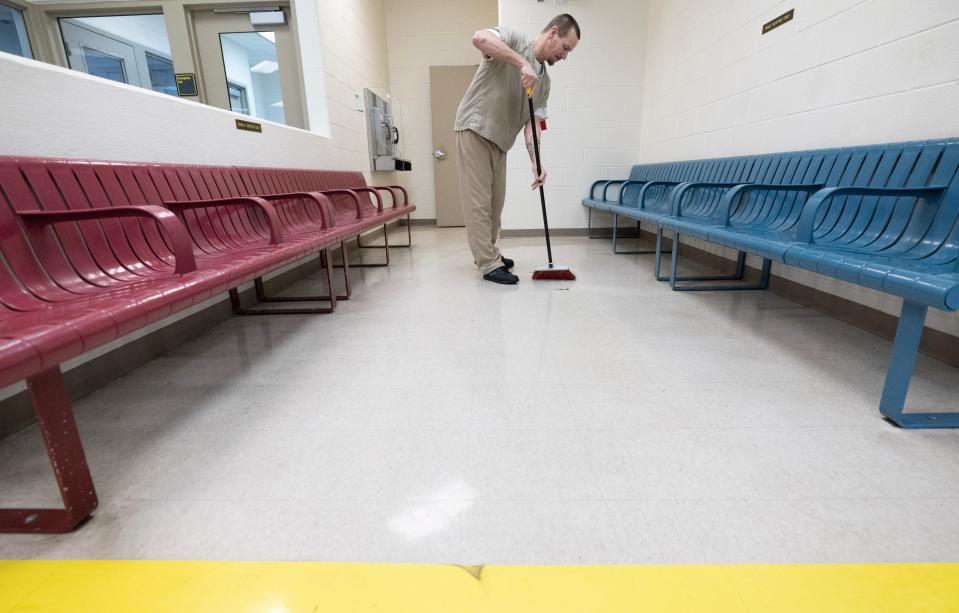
[582,138,959,429]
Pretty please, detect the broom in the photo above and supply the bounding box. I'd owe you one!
[527,87,575,281]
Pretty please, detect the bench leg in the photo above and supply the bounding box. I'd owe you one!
[383,213,413,248]
[587,207,604,239]
[612,215,658,254]
[335,224,390,268]
[665,231,770,291]
[320,241,351,299]
[230,247,338,315]
[880,301,959,428]
[653,227,675,280]
[359,214,413,249]
[0,367,98,533]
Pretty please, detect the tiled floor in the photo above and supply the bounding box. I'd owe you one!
[2,227,959,563]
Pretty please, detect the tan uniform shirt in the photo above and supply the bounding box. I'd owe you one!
[454,26,551,153]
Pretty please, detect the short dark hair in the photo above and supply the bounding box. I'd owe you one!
[543,13,580,40]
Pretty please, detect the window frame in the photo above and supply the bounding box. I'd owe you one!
[227,79,251,115]
[0,0,35,59]
[144,50,177,96]
[3,1,309,130]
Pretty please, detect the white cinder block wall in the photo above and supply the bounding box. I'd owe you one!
[639,0,959,335]
[498,0,650,230]
[310,0,394,177]
[640,0,959,160]
[385,0,499,220]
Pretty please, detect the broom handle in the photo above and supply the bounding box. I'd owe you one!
[527,90,553,266]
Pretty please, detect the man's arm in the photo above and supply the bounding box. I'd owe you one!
[472,29,538,88]
[524,121,547,189]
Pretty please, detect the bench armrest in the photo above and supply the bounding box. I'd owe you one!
[18,205,196,274]
[600,179,649,202]
[600,180,627,201]
[796,185,947,243]
[164,196,284,245]
[317,189,365,219]
[370,186,400,209]
[668,182,747,216]
[384,185,410,207]
[589,179,610,199]
[714,183,825,225]
[638,181,685,210]
[348,187,384,213]
[588,179,634,200]
[322,187,384,215]
[257,191,334,228]
[617,180,651,205]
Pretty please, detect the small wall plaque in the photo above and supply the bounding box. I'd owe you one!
[762,9,794,34]
[235,119,262,133]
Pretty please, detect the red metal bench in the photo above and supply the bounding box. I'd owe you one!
[238,166,414,266]
[0,156,415,533]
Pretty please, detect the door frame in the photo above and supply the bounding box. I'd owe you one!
[190,5,306,128]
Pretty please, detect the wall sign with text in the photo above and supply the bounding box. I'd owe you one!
[175,73,198,97]
[762,9,794,34]
[235,119,262,133]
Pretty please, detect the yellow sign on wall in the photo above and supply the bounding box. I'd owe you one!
[235,119,262,133]
[762,9,794,34]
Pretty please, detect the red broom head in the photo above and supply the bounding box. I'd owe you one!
[532,265,576,281]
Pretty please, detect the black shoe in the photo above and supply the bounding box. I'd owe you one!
[501,255,514,269]
[483,266,519,285]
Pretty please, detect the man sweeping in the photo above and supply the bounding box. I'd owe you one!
[454,14,580,285]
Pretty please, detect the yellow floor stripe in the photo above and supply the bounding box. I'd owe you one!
[2,561,958,612]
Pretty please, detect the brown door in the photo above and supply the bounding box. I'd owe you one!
[430,65,477,227]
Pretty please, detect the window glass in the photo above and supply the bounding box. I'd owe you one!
[228,81,250,115]
[0,4,33,59]
[82,47,127,83]
[146,52,176,95]
[59,15,176,96]
[220,31,286,125]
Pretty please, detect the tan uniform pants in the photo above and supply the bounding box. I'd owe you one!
[455,129,507,275]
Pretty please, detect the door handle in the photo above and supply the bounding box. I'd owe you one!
[433,149,446,160]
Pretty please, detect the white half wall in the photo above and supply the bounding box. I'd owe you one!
[385,0,499,220]
[0,51,337,168]
[638,0,959,336]
[497,0,649,231]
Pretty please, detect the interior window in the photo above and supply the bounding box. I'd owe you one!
[81,46,127,83]
[146,51,176,95]
[0,3,33,59]
[220,31,286,125]
[228,80,250,115]
[59,14,176,96]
